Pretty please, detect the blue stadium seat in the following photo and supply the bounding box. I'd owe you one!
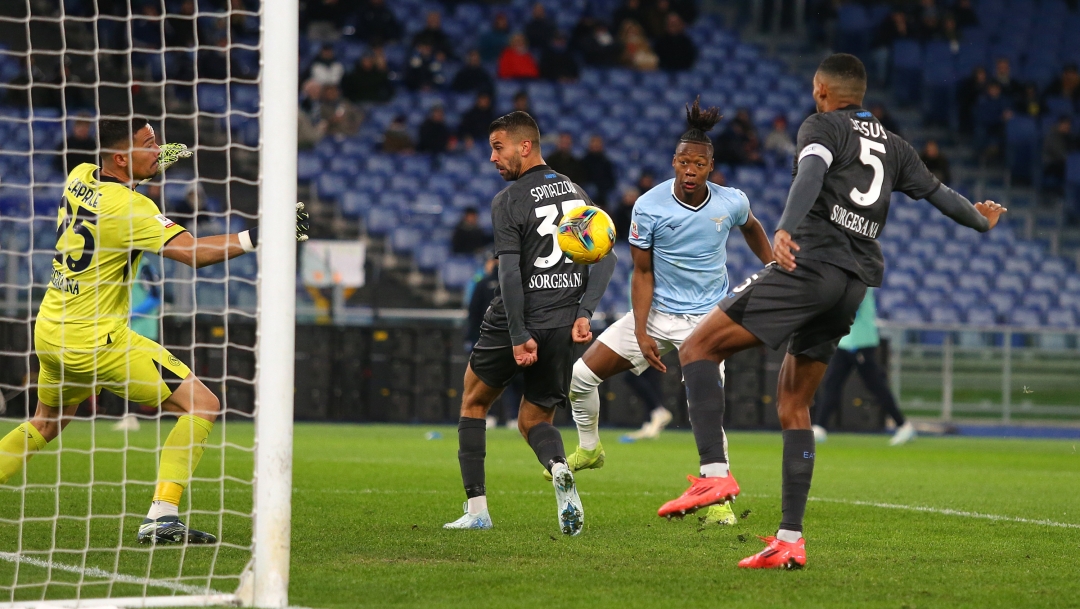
[1046,308,1077,329]
[1029,273,1059,293]
[1009,308,1043,328]
[390,226,423,255]
[196,84,229,114]
[316,173,348,201]
[914,290,944,310]
[987,292,1016,316]
[341,192,372,219]
[922,272,952,291]
[994,274,1026,295]
[950,290,980,310]
[957,273,990,293]
[965,307,997,326]
[364,207,399,236]
[1003,258,1034,275]
[930,256,963,274]
[930,306,961,324]
[889,306,925,323]
[366,156,395,176]
[441,256,478,290]
[415,242,448,272]
[1022,292,1053,313]
[1006,116,1040,184]
[1040,258,1070,276]
[918,224,948,241]
[891,39,924,106]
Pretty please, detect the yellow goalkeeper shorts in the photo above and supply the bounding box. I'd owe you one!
[35,325,192,408]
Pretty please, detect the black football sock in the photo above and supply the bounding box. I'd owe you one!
[457,417,487,498]
[779,429,816,535]
[526,422,566,472]
[683,360,728,466]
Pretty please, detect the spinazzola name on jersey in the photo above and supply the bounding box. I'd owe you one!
[530,180,577,202]
[831,204,881,238]
[527,272,583,290]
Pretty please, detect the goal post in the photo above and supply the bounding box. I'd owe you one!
[250,0,298,604]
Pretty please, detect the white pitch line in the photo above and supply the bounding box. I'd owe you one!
[0,552,221,595]
[804,496,1080,530]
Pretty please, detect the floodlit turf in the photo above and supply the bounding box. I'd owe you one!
[2,421,1079,608]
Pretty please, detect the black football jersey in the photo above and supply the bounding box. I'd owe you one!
[484,165,595,331]
[791,105,941,286]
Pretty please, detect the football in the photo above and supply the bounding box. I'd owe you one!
[557,205,616,264]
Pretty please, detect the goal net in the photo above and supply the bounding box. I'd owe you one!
[0,0,295,606]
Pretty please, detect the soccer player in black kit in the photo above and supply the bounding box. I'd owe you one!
[657,54,1007,567]
[444,111,617,536]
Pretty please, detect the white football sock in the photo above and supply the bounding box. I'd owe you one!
[569,359,604,450]
[776,529,802,543]
[146,500,179,521]
[700,462,729,478]
[467,496,487,515]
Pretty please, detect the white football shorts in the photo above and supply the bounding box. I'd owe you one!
[596,309,726,379]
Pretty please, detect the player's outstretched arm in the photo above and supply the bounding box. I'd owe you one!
[630,245,665,372]
[161,202,310,268]
[925,185,1005,232]
[498,253,538,366]
[738,209,775,266]
[572,250,617,343]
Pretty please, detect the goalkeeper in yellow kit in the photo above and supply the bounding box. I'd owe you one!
[0,117,308,544]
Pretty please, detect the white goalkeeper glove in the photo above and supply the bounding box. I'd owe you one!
[238,202,310,252]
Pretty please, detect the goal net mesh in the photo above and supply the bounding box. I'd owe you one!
[0,0,262,603]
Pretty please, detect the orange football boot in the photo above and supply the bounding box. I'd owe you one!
[657,474,740,518]
[738,536,806,569]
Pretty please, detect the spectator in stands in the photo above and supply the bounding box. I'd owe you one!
[404,42,446,91]
[539,32,580,82]
[764,115,796,156]
[304,44,345,87]
[417,105,454,154]
[579,21,622,67]
[1043,63,1080,107]
[298,80,325,148]
[60,118,96,174]
[229,0,255,38]
[197,37,231,81]
[1043,116,1080,193]
[478,13,511,62]
[525,3,556,50]
[546,133,586,184]
[458,92,495,149]
[714,109,762,166]
[451,49,495,94]
[870,103,901,135]
[920,140,951,184]
[612,187,638,242]
[497,33,540,80]
[953,0,979,29]
[412,11,454,60]
[708,168,727,186]
[512,90,531,113]
[913,3,943,41]
[317,85,363,138]
[637,169,656,193]
[641,0,673,39]
[938,14,961,53]
[581,135,617,206]
[958,66,988,134]
[619,20,659,71]
[382,115,414,153]
[974,82,1012,160]
[992,57,1025,107]
[1017,84,1043,118]
[165,0,196,48]
[341,51,392,103]
[356,0,402,45]
[872,10,912,84]
[613,0,646,32]
[132,3,164,48]
[653,13,697,72]
[304,0,353,42]
[452,208,493,254]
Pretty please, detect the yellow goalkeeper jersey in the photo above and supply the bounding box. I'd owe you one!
[36,163,187,349]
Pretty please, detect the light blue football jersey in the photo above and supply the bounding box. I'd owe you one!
[629,179,751,315]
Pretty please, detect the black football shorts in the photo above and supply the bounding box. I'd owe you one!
[720,259,868,363]
[469,325,576,410]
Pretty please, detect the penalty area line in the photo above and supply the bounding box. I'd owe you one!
[0,552,222,595]
[804,496,1080,530]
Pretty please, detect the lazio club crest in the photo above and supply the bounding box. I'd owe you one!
[711,216,728,232]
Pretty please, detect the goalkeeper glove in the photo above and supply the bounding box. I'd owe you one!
[140,142,192,185]
[238,202,310,252]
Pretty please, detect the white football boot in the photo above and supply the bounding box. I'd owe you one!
[443,503,493,530]
[551,461,583,536]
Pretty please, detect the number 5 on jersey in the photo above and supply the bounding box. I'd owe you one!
[849,137,886,207]
[534,200,583,268]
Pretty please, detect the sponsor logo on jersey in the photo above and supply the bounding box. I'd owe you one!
[545,173,557,179]
[154,214,176,228]
[830,204,881,238]
[856,111,872,118]
[664,223,681,231]
[530,180,576,202]
[49,269,80,295]
[527,272,583,290]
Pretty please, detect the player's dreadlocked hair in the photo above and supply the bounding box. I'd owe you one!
[678,97,722,149]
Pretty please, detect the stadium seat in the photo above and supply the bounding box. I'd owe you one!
[441,256,478,290]
[1009,308,1043,328]
[965,307,997,326]
[1046,308,1077,329]
[1022,292,1054,313]
[364,207,399,236]
[390,226,423,255]
[994,274,1026,295]
[957,273,990,293]
[922,272,952,291]
[341,192,372,219]
[316,173,348,202]
[987,292,1016,316]
[1005,116,1039,184]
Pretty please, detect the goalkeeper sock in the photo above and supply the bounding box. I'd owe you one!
[152,415,214,506]
[0,422,48,484]
[146,500,180,520]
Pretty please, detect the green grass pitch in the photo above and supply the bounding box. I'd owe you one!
[2,421,1079,608]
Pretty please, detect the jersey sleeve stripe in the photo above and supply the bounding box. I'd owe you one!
[798,143,834,168]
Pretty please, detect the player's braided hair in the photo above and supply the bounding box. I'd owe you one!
[679,97,722,149]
